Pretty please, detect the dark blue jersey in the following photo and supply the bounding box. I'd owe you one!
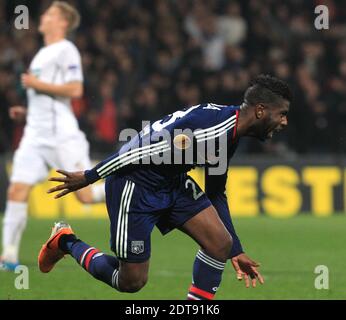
[85,103,240,189]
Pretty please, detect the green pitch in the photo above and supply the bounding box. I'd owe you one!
[1,215,346,300]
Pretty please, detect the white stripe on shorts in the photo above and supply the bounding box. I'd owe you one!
[116,180,135,259]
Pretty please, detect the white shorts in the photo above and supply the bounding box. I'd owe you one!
[10,133,91,185]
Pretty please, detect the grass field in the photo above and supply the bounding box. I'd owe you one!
[1,215,346,300]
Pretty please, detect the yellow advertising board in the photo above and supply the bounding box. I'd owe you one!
[25,165,346,218]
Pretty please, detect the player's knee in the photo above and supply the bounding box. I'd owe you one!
[119,275,148,293]
[221,234,233,260]
[205,233,233,262]
[7,183,30,202]
[75,191,93,204]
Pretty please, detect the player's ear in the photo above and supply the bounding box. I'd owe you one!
[255,104,265,119]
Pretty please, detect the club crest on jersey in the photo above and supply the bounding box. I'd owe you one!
[131,241,144,254]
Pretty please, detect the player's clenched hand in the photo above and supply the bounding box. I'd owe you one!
[231,253,264,288]
[47,170,89,199]
[9,106,27,122]
[21,73,39,89]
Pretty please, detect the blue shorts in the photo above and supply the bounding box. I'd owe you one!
[105,174,211,263]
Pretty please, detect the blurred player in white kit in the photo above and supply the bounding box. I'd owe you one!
[0,1,105,271]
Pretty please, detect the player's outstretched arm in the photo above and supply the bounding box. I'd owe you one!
[204,171,244,256]
[48,141,151,198]
[205,170,264,288]
[209,190,265,288]
[47,170,89,199]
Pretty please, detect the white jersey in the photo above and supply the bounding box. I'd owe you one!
[25,39,83,145]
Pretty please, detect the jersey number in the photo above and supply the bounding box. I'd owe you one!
[152,105,199,131]
[185,178,203,200]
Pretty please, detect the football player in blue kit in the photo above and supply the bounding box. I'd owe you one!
[38,74,291,300]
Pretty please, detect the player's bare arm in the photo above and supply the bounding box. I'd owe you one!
[47,170,89,198]
[21,73,83,98]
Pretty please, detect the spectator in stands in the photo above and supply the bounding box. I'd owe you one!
[1,0,345,156]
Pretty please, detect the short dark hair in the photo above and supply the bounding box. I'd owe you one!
[244,74,292,106]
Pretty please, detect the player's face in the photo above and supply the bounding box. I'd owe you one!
[38,6,67,34]
[256,100,290,141]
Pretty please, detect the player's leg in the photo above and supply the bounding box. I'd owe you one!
[1,182,32,269]
[117,261,149,292]
[167,176,232,300]
[58,229,149,292]
[103,177,154,292]
[54,133,105,204]
[1,140,47,270]
[7,183,32,202]
[181,205,232,261]
[180,205,233,300]
[38,222,119,286]
[74,185,104,204]
[38,177,153,293]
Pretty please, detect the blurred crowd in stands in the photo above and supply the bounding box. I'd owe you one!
[1,0,346,156]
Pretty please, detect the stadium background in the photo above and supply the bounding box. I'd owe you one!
[0,0,346,300]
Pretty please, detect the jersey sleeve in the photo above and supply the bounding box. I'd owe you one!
[84,136,170,184]
[84,152,119,184]
[59,44,83,83]
[205,169,244,258]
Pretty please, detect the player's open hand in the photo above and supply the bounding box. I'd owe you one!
[231,253,264,288]
[47,170,89,199]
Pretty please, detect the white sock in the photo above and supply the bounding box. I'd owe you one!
[91,183,105,203]
[1,201,28,263]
